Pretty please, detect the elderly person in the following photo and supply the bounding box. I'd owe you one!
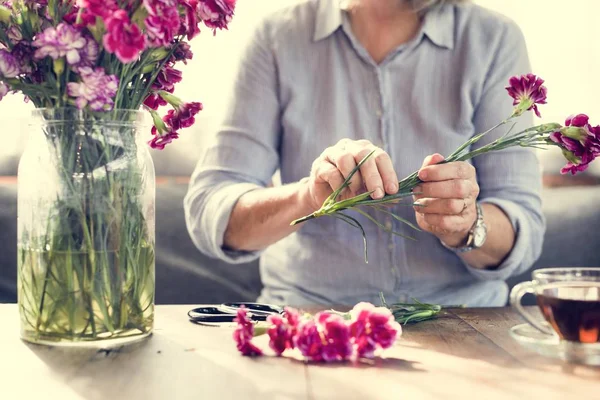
[184,0,545,307]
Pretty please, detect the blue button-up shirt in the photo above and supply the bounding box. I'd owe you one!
[184,0,545,307]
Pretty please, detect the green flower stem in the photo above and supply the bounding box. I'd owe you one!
[380,293,465,325]
[328,293,465,325]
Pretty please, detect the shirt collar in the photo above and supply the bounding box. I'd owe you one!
[313,0,455,50]
[313,0,343,42]
[421,4,455,50]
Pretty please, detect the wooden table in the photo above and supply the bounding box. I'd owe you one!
[1,305,598,400]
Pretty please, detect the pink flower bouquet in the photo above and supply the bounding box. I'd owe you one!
[0,0,235,148]
[1,0,236,345]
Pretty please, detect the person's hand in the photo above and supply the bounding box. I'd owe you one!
[301,139,399,212]
[413,154,480,247]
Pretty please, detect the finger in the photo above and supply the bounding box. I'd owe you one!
[413,179,474,199]
[354,147,385,199]
[418,161,475,182]
[413,197,468,215]
[420,153,445,169]
[325,148,363,195]
[374,150,398,194]
[354,144,399,196]
[314,161,346,194]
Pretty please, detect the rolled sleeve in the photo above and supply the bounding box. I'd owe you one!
[464,198,543,281]
[183,20,281,263]
[185,177,262,264]
[466,18,546,280]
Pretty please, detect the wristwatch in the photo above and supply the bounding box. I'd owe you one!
[442,202,487,253]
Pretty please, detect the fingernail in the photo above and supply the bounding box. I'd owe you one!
[419,170,427,180]
[373,188,384,199]
[386,183,398,193]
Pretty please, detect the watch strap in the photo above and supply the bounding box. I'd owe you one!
[441,202,485,253]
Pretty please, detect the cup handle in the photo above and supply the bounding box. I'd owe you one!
[509,281,555,335]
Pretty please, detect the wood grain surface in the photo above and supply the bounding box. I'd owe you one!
[1,305,598,400]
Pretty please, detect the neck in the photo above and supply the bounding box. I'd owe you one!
[348,0,415,19]
[347,0,422,63]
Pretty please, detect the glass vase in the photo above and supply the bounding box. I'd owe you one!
[17,108,155,347]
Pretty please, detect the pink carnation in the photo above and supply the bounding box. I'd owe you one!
[294,312,352,363]
[197,0,235,34]
[179,0,201,40]
[148,130,179,150]
[67,67,119,111]
[266,307,300,356]
[103,10,145,63]
[168,101,203,129]
[71,36,98,71]
[233,307,263,357]
[153,65,182,92]
[171,42,194,64]
[0,49,20,78]
[505,74,547,118]
[76,0,118,19]
[63,7,98,27]
[143,0,181,47]
[149,101,202,149]
[143,90,171,110]
[11,42,35,74]
[549,114,600,175]
[349,302,402,359]
[33,23,87,65]
[267,314,291,356]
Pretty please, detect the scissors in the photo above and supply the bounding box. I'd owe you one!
[188,302,284,326]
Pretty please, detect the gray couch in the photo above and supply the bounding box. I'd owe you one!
[1,143,600,305]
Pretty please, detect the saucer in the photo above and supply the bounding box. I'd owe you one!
[510,323,600,366]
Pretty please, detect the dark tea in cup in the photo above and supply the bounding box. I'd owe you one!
[536,282,600,343]
[510,267,600,341]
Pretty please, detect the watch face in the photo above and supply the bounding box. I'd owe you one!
[473,225,487,248]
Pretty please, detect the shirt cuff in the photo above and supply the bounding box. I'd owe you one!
[461,198,531,281]
[205,182,263,264]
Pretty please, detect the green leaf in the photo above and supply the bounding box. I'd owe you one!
[326,149,376,205]
[372,206,422,232]
[331,213,369,263]
[330,191,373,211]
[379,292,388,308]
[354,190,415,206]
[350,207,416,241]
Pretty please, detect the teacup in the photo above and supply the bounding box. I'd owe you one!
[510,267,600,343]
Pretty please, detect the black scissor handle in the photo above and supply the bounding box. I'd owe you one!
[188,306,233,319]
[187,304,275,326]
[188,314,269,325]
[189,314,237,324]
[220,302,284,316]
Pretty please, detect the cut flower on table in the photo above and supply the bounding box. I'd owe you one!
[233,302,402,363]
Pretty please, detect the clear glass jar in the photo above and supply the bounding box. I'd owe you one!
[18,108,155,347]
